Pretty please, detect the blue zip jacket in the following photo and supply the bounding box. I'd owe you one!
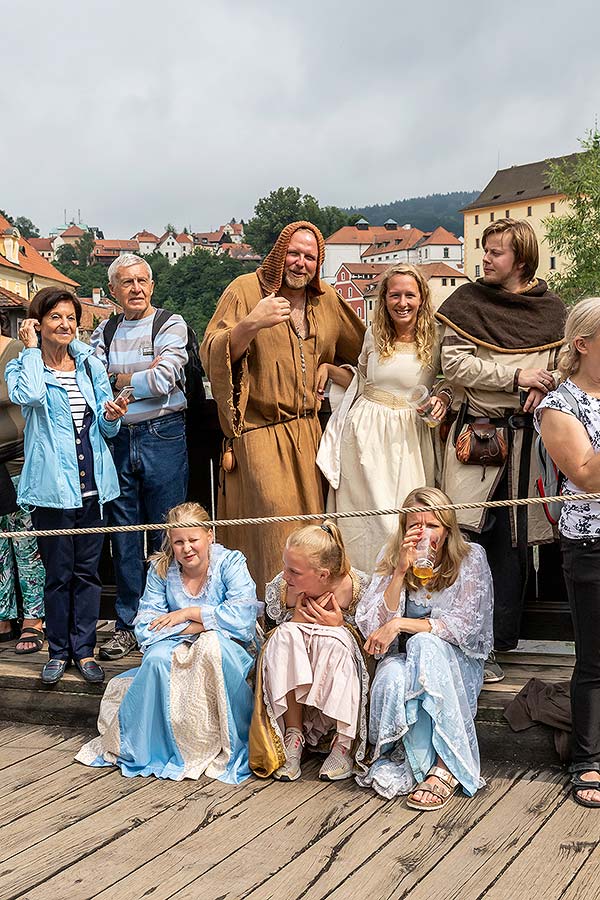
[5,339,121,509]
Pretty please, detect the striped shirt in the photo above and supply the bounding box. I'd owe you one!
[91,310,188,425]
[51,369,87,431]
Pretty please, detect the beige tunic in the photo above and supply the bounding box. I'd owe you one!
[440,326,561,542]
[200,273,365,591]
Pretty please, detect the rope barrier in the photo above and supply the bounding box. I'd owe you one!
[1,491,599,541]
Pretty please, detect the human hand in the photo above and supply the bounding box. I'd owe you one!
[249,293,291,331]
[522,387,547,413]
[430,394,449,422]
[104,396,129,421]
[364,619,402,656]
[304,593,344,627]
[396,523,425,576]
[518,368,555,394]
[149,608,190,631]
[316,364,331,404]
[18,318,40,349]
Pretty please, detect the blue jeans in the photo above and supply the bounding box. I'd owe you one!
[109,413,188,631]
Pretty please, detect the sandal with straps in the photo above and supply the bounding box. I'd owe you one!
[15,627,45,655]
[572,773,600,809]
[406,765,460,811]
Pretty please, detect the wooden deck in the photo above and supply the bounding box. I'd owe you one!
[0,718,599,900]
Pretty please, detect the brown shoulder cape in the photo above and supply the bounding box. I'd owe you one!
[435,279,566,354]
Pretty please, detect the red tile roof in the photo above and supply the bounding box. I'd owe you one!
[60,224,86,238]
[361,228,425,257]
[0,214,78,287]
[29,237,54,252]
[325,225,394,246]
[337,263,388,276]
[132,231,159,242]
[176,233,193,244]
[418,263,467,279]
[420,226,462,247]
[94,240,139,252]
[194,230,224,244]
[0,284,28,307]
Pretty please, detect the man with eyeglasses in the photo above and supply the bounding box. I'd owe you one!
[91,253,188,659]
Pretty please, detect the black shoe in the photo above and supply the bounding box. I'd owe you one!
[41,659,69,684]
[75,658,105,684]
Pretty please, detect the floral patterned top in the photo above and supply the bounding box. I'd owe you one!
[535,379,600,539]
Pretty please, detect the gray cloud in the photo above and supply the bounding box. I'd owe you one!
[1,0,598,236]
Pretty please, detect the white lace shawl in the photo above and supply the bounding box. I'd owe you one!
[264,569,369,629]
[355,543,494,659]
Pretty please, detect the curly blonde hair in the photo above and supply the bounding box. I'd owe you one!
[371,264,436,367]
[149,502,211,579]
[376,487,470,592]
[558,296,600,380]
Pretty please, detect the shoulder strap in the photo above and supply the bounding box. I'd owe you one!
[151,308,174,350]
[555,382,581,416]
[83,357,96,403]
[103,313,124,360]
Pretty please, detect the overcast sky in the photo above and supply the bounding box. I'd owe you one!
[2,0,598,237]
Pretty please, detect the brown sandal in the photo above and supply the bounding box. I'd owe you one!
[406,765,460,811]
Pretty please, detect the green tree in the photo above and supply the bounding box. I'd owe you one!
[54,244,78,266]
[52,257,109,300]
[14,216,40,239]
[244,187,350,256]
[164,223,177,235]
[76,231,95,268]
[152,249,258,339]
[543,129,600,304]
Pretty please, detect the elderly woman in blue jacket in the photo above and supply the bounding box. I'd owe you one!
[6,287,128,685]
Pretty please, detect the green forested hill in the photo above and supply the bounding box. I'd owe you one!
[343,190,479,235]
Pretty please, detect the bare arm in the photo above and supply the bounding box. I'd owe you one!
[540,408,600,492]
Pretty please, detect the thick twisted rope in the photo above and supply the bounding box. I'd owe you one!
[1,491,598,541]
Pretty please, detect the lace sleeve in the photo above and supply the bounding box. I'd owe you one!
[428,544,494,658]
[264,573,292,627]
[354,571,406,638]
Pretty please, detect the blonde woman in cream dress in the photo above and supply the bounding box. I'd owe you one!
[317,265,451,573]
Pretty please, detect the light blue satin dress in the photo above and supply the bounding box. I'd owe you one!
[77,544,258,784]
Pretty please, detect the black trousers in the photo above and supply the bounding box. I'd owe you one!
[561,535,600,772]
[32,498,104,662]
[467,471,528,652]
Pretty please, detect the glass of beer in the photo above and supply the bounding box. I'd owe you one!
[407,385,439,428]
[412,529,437,582]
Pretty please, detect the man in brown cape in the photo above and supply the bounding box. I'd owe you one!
[436,218,566,681]
[201,221,365,591]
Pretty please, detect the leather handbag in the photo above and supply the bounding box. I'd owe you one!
[455,419,508,469]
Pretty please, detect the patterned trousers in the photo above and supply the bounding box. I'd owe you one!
[0,477,45,622]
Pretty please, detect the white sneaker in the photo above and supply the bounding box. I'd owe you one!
[318,743,354,781]
[483,651,505,683]
[273,728,304,782]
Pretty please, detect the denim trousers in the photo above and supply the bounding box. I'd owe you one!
[109,412,188,631]
[561,535,600,773]
[32,498,104,661]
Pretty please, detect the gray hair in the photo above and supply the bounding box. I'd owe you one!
[108,254,152,286]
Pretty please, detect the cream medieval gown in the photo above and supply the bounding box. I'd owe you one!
[324,327,440,572]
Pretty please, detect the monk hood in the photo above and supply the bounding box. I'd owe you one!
[256,221,326,296]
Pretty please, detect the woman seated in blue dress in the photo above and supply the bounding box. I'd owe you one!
[356,487,493,810]
[77,502,258,784]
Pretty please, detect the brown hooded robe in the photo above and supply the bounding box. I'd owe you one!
[201,222,365,590]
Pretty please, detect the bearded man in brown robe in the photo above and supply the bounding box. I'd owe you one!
[201,221,365,591]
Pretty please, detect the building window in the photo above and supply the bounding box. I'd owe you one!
[340,272,346,280]
[424,249,428,259]
[475,215,479,225]
[368,300,373,311]
[505,210,510,218]
[527,206,532,216]
[550,202,555,213]
[451,278,456,286]
[442,278,447,286]
[490,212,495,222]
[475,238,480,249]
[443,247,449,258]
[475,265,481,277]
[550,256,556,270]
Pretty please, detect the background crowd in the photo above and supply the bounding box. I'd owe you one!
[2,217,600,810]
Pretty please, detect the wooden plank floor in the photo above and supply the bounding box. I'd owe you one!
[0,721,598,900]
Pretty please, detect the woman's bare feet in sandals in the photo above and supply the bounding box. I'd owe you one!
[407,758,459,810]
[15,619,44,653]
